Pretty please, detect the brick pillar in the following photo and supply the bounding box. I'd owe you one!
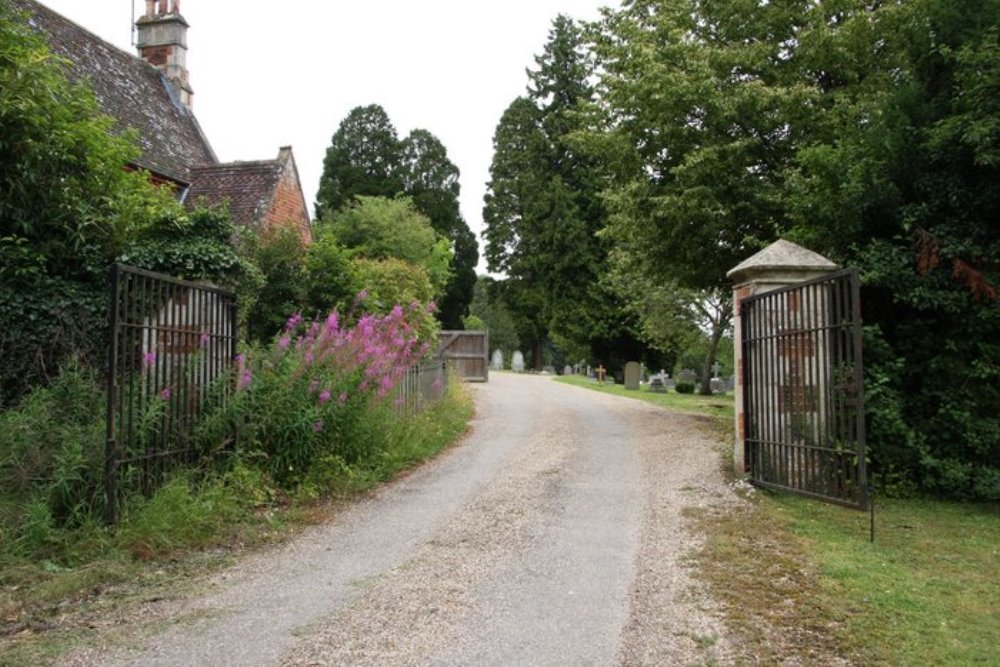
[727,240,839,477]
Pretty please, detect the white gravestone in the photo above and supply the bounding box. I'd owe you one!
[512,351,525,373]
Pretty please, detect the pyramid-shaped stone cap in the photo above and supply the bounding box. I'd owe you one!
[727,239,839,284]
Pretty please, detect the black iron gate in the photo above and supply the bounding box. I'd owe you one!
[741,268,868,509]
[105,264,238,524]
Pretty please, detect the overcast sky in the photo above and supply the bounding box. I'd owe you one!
[40,0,615,272]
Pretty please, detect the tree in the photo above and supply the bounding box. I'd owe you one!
[399,129,479,329]
[466,275,520,358]
[318,196,452,296]
[314,104,403,219]
[483,96,551,366]
[590,0,999,496]
[0,3,168,404]
[315,108,478,328]
[484,15,650,369]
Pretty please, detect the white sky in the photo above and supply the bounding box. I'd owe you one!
[39,0,615,272]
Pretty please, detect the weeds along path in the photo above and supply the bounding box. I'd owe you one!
[63,373,739,666]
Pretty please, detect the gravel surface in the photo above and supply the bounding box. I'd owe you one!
[61,373,740,666]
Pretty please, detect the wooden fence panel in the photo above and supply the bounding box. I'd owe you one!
[437,330,489,382]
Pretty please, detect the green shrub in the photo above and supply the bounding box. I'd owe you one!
[0,362,106,558]
[675,382,696,394]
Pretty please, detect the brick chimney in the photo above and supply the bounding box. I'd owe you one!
[136,0,193,110]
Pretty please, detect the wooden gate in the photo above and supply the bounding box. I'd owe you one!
[437,330,489,382]
[741,269,868,509]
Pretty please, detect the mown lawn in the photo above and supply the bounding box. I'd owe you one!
[553,374,733,422]
[694,489,999,665]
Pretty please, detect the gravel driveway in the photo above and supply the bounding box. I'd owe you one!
[64,373,740,666]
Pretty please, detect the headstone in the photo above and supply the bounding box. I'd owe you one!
[542,365,555,375]
[563,365,573,376]
[710,377,726,394]
[678,369,697,385]
[648,372,668,393]
[512,350,525,373]
[663,375,676,391]
[726,375,735,392]
[491,349,504,371]
[624,361,640,390]
[596,365,607,383]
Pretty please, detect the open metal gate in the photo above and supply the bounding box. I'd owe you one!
[105,264,238,524]
[741,269,868,509]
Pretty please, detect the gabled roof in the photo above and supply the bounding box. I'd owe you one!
[13,0,217,184]
[186,160,283,228]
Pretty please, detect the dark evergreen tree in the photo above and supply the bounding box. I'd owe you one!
[315,108,478,328]
[400,129,479,329]
[315,104,403,219]
[484,16,647,368]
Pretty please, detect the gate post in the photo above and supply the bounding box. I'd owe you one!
[727,240,839,476]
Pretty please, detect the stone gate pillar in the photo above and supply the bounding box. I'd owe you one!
[727,240,839,476]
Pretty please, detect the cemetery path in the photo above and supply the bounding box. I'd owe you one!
[62,373,740,666]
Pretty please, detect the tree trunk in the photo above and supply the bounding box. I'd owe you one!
[699,325,727,395]
[533,339,543,371]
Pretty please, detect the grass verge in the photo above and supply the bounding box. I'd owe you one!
[693,489,1000,665]
[554,374,733,423]
[0,382,473,665]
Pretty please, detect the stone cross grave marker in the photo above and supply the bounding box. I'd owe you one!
[624,361,640,390]
[596,365,606,383]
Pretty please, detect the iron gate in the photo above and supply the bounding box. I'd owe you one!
[741,268,868,509]
[105,264,238,523]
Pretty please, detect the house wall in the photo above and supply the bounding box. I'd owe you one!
[264,164,312,244]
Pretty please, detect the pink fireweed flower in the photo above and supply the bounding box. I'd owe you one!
[199,331,210,347]
[159,387,171,400]
[325,312,339,333]
[278,335,291,351]
[312,420,324,432]
[285,312,303,332]
[409,300,421,311]
[142,352,156,369]
[355,289,369,303]
[319,389,332,404]
[237,369,252,391]
[338,392,348,404]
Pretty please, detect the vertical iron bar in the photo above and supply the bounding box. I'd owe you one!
[105,263,122,526]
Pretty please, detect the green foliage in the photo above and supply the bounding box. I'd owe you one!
[303,229,355,316]
[319,196,452,295]
[315,104,404,219]
[0,362,105,559]
[585,0,999,498]
[466,275,520,357]
[0,5,176,405]
[675,382,695,395]
[349,258,440,342]
[244,226,310,342]
[119,205,246,285]
[315,105,478,329]
[484,16,649,365]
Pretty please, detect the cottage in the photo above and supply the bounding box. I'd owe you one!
[14,0,312,241]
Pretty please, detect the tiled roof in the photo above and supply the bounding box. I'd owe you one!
[186,161,283,227]
[13,0,217,184]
